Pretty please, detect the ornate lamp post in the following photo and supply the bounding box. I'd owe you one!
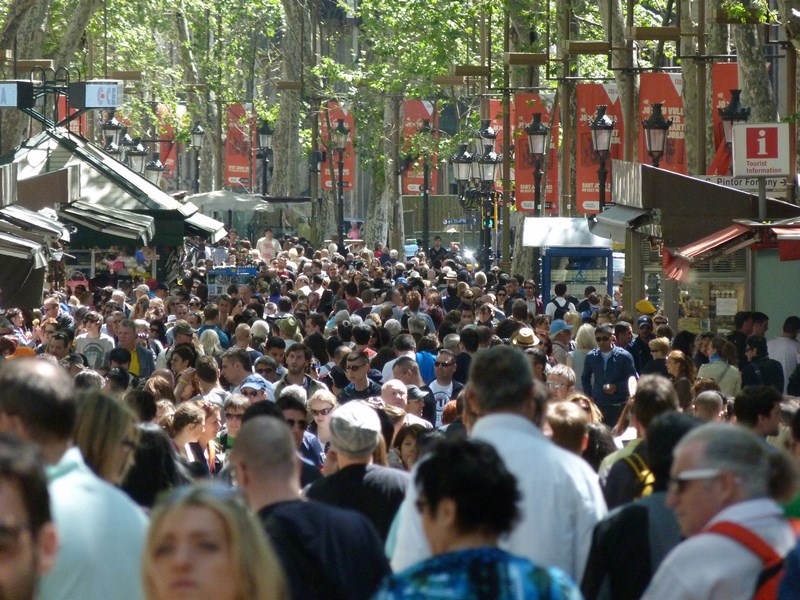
[190,121,204,194]
[642,103,672,168]
[719,89,750,175]
[589,105,616,212]
[418,118,433,255]
[127,138,149,174]
[256,120,274,196]
[525,112,550,217]
[333,118,350,250]
[144,152,165,186]
[475,124,500,272]
[451,143,474,210]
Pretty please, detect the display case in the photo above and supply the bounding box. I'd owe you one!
[542,247,614,304]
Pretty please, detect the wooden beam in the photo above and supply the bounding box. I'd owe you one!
[432,75,465,85]
[109,70,142,81]
[505,52,548,66]
[13,59,54,70]
[450,65,491,77]
[626,26,681,41]
[564,41,611,55]
[276,80,302,90]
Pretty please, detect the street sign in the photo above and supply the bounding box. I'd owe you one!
[732,122,790,177]
[694,175,790,194]
[442,217,476,226]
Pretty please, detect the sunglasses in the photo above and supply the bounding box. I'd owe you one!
[595,336,610,342]
[346,363,366,372]
[285,419,308,430]
[255,368,274,375]
[434,361,454,368]
[224,412,244,420]
[310,407,333,417]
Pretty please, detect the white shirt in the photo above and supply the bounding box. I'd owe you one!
[388,413,606,582]
[643,498,795,600]
[426,380,454,427]
[255,236,281,261]
[767,336,800,393]
[545,296,576,319]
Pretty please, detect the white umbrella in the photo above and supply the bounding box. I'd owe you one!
[188,191,273,213]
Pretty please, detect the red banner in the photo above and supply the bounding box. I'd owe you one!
[321,101,356,192]
[156,104,176,180]
[575,83,624,214]
[708,63,739,175]
[225,104,254,189]
[56,96,86,136]
[401,100,438,194]
[638,73,686,174]
[513,93,559,214]
[487,99,512,190]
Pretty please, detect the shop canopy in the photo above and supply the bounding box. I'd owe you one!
[58,201,155,245]
[2,129,226,245]
[522,217,613,248]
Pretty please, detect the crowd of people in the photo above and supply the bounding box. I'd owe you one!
[2,229,800,599]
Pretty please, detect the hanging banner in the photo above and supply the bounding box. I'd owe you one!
[638,73,686,174]
[401,100,438,195]
[155,104,177,180]
[513,93,560,214]
[575,83,624,214]
[708,63,740,175]
[487,99,513,191]
[224,104,254,189]
[320,101,356,192]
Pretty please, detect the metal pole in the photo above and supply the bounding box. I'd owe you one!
[422,156,430,256]
[597,155,608,212]
[758,177,766,222]
[534,158,544,217]
[194,148,201,194]
[261,153,268,196]
[338,148,345,251]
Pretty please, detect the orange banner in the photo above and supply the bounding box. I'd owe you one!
[225,104,254,189]
[708,63,739,175]
[513,93,559,214]
[487,99,512,191]
[320,101,356,192]
[401,100,438,195]
[56,96,86,136]
[575,83,624,214]
[638,73,686,174]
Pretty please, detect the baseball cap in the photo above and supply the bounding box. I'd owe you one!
[405,385,427,401]
[637,315,653,328]
[278,316,299,337]
[329,401,381,456]
[134,284,150,295]
[240,374,269,391]
[549,319,573,336]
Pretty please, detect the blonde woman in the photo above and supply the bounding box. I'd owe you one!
[307,389,339,446]
[199,329,225,361]
[142,485,287,600]
[74,391,139,484]
[567,324,597,392]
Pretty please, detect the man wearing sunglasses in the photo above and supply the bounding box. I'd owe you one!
[643,424,795,600]
[422,349,463,428]
[336,351,381,405]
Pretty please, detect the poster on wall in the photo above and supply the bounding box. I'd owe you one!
[575,83,624,214]
[513,93,559,214]
[320,101,356,192]
[401,100,438,195]
[638,73,686,174]
[707,63,739,175]
[224,104,254,189]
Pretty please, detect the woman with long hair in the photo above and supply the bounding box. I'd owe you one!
[161,402,207,479]
[199,329,224,361]
[142,485,288,599]
[696,336,742,398]
[666,349,698,411]
[73,390,139,485]
[567,324,596,392]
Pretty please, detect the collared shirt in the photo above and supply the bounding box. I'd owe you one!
[388,413,606,582]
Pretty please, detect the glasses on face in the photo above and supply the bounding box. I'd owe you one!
[310,407,333,417]
[225,412,244,420]
[595,336,610,342]
[667,468,721,494]
[255,368,274,376]
[434,361,454,368]
[285,418,308,430]
[241,389,261,398]
[346,363,366,372]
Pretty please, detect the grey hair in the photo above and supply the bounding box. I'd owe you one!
[677,423,770,499]
[442,334,461,353]
[547,364,576,386]
[279,384,308,405]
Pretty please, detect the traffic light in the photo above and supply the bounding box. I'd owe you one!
[482,209,495,229]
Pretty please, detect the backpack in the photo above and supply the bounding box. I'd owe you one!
[549,297,570,321]
[621,451,654,499]
[705,521,784,600]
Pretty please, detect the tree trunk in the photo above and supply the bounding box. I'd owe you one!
[734,25,776,121]
[52,0,101,68]
[364,95,396,248]
[273,0,310,199]
[680,0,700,173]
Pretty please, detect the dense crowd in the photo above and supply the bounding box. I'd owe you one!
[2,228,800,599]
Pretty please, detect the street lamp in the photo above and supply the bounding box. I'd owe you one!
[101,109,123,147]
[451,143,475,210]
[642,103,672,168]
[525,112,549,216]
[418,118,433,256]
[476,139,500,272]
[144,152,165,186]
[190,121,204,194]
[333,118,350,251]
[118,127,134,162]
[719,89,750,174]
[256,120,274,196]
[127,137,149,174]
[589,105,616,212]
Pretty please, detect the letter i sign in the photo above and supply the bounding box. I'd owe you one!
[746,127,778,158]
